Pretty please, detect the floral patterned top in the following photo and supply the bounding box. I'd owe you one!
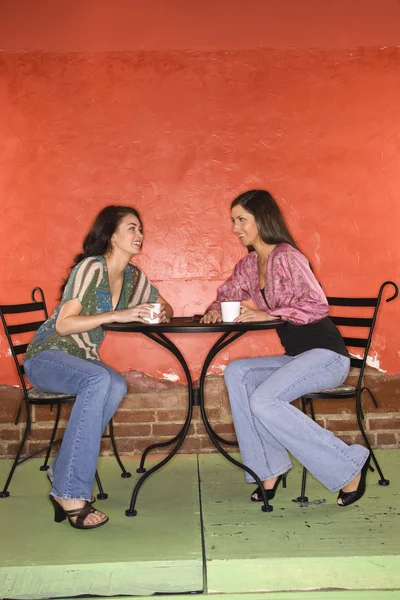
[208,243,328,324]
[25,256,158,362]
[207,243,348,357]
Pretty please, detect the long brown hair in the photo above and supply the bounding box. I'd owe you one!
[59,205,142,297]
[231,189,301,253]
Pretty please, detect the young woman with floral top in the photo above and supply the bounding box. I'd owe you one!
[24,205,173,529]
[202,190,370,508]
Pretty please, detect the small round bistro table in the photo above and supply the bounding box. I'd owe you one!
[103,316,284,516]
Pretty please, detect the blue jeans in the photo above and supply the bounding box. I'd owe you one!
[224,349,369,493]
[24,350,127,502]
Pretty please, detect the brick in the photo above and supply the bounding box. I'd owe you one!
[156,409,188,422]
[112,424,151,437]
[0,441,21,457]
[100,439,112,453]
[110,438,136,453]
[204,376,225,395]
[204,388,224,410]
[375,432,398,447]
[29,427,65,441]
[25,440,55,457]
[122,392,185,410]
[33,404,72,422]
[0,387,24,423]
[0,427,21,441]
[199,434,237,450]
[134,438,158,453]
[211,422,236,435]
[179,437,200,453]
[200,407,222,422]
[307,399,356,415]
[198,436,218,451]
[325,418,359,432]
[368,417,400,431]
[336,433,355,445]
[152,423,194,436]
[113,409,156,424]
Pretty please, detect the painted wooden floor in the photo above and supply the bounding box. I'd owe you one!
[0,455,203,599]
[199,451,400,594]
[0,451,399,599]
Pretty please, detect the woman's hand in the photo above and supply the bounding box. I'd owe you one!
[157,303,169,323]
[111,304,153,323]
[200,310,222,323]
[234,306,278,323]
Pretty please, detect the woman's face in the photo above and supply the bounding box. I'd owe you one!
[110,213,143,257]
[231,205,261,248]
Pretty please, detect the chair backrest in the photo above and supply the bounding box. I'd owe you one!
[0,287,49,395]
[327,280,398,387]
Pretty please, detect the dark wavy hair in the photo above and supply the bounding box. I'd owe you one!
[59,205,142,297]
[231,189,301,253]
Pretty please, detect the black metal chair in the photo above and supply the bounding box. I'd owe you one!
[294,280,399,503]
[0,287,131,499]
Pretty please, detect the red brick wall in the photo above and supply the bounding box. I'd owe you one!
[1,368,399,460]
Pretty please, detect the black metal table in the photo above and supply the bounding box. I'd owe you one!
[103,316,284,515]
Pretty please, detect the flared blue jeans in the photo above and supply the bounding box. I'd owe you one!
[24,350,127,502]
[224,349,369,493]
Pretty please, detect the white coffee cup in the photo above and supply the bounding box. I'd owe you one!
[144,303,162,324]
[221,301,241,322]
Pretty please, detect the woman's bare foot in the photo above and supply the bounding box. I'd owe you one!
[54,497,108,526]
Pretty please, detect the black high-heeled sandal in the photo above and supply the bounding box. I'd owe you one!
[337,455,371,507]
[49,495,109,530]
[47,473,96,504]
[251,471,288,502]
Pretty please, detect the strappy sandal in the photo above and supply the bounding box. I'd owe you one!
[47,473,96,504]
[49,495,109,529]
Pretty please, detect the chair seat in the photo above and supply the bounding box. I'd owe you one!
[27,387,75,401]
[306,384,356,397]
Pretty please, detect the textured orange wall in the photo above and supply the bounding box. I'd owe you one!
[0,48,399,385]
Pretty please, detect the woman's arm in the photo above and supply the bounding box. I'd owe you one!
[55,298,154,336]
[267,250,329,324]
[202,256,254,323]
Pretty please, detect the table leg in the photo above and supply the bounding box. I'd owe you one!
[135,332,190,473]
[125,332,194,516]
[199,331,273,513]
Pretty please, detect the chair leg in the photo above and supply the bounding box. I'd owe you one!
[0,411,31,498]
[293,397,309,502]
[95,470,108,500]
[108,419,131,478]
[39,403,61,472]
[355,392,389,486]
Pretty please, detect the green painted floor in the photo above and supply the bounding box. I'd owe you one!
[200,452,400,594]
[0,451,399,600]
[0,455,203,599]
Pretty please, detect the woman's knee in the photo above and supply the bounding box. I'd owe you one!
[249,389,275,420]
[112,372,128,400]
[224,359,247,385]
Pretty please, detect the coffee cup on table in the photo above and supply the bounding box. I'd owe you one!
[143,303,162,324]
[221,301,241,322]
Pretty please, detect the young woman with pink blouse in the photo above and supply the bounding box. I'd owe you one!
[202,189,370,508]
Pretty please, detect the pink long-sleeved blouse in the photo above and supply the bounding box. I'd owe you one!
[208,243,328,325]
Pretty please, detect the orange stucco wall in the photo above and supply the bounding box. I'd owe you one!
[0,48,399,385]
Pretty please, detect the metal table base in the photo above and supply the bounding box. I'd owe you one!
[103,317,284,516]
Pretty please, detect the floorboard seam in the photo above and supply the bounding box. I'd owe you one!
[197,454,207,595]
